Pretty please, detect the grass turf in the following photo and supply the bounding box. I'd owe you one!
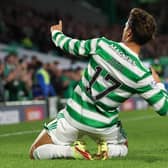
[0,108,168,168]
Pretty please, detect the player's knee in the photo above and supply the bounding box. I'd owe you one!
[29,144,37,159]
[120,145,128,157]
[108,144,128,157]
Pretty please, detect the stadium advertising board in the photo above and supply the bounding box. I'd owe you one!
[120,96,148,111]
[0,110,20,124]
[120,98,135,111]
[25,106,45,121]
[0,100,47,124]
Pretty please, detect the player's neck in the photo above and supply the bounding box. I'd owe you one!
[123,42,141,56]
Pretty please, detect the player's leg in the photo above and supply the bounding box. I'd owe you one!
[106,121,128,158]
[29,116,74,159]
[107,121,128,158]
[29,112,92,160]
[95,121,128,159]
[29,129,53,159]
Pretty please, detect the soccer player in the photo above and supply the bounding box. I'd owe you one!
[29,8,168,160]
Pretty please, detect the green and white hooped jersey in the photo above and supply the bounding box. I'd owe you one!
[52,30,168,132]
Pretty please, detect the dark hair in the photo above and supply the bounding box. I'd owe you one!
[35,61,43,70]
[128,8,156,45]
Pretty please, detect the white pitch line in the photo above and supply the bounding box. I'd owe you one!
[0,130,40,138]
[122,115,156,121]
[0,114,157,138]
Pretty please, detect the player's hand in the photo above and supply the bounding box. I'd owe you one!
[150,67,161,83]
[50,20,62,32]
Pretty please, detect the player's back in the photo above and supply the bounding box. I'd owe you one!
[64,37,152,131]
[81,38,149,109]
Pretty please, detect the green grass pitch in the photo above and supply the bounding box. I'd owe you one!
[0,108,168,168]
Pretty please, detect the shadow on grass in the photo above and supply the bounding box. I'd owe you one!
[119,154,168,163]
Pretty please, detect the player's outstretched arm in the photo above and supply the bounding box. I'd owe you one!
[50,20,99,56]
[137,70,168,116]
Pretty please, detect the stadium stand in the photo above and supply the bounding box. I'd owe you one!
[0,0,168,103]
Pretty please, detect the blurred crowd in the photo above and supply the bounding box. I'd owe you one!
[0,53,167,102]
[0,3,168,57]
[0,53,82,102]
[0,2,168,102]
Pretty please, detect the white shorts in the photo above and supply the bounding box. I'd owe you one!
[44,111,127,145]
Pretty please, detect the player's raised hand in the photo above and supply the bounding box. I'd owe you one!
[50,20,62,32]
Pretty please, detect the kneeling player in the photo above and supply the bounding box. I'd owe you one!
[29,8,168,160]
